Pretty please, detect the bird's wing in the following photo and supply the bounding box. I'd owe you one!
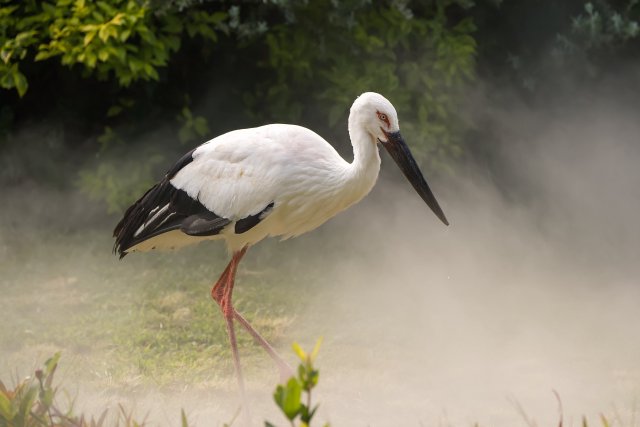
[169,125,327,220]
[112,149,234,257]
[170,133,279,220]
[114,125,323,256]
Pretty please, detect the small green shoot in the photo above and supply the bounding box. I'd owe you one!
[268,337,329,427]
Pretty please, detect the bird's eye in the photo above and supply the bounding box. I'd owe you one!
[376,111,391,128]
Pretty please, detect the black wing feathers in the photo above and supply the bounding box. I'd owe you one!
[167,148,197,179]
[235,202,274,234]
[113,147,276,258]
[181,213,231,236]
[113,179,230,258]
[113,149,229,258]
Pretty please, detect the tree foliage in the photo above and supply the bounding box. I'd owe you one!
[476,0,640,95]
[247,0,476,169]
[2,0,640,210]
[0,0,225,96]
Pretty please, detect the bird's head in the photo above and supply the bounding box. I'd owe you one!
[350,92,400,142]
[351,92,449,226]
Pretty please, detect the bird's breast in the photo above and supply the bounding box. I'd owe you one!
[266,163,379,239]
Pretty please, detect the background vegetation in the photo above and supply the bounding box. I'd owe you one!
[2,0,639,211]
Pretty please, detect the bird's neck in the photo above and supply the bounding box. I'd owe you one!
[344,121,381,199]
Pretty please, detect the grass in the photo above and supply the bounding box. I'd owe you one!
[0,351,633,427]
[0,187,345,425]
[2,188,639,425]
[0,353,151,427]
[0,343,333,427]
[110,274,295,384]
[0,215,316,388]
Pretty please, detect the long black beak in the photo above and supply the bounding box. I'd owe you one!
[380,131,449,226]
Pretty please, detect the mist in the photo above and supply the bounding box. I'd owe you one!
[2,78,640,427]
[301,93,640,425]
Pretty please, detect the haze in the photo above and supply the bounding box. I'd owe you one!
[1,83,639,427]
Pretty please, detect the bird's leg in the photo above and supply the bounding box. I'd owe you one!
[211,247,249,409]
[212,246,293,384]
[211,256,234,303]
[233,311,294,382]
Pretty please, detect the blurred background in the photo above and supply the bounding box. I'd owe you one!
[1,1,640,426]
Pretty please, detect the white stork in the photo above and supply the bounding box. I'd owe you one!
[113,92,448,398]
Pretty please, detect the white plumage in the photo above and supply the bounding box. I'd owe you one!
[173,124,377,246]
[113,92,448,405]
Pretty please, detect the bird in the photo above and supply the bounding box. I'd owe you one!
[113,92,449,400]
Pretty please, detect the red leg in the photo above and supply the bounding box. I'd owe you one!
[211,254,236,303]
[211,247,249,410]
[211,246,293,387]
[233,311,293,381]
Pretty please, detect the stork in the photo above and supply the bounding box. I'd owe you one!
[113,92,449,399]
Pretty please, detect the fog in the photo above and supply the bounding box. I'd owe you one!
[302,95,640,426]
[1,85,639,426]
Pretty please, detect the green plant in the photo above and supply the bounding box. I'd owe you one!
[0,0,227,97]
[0,353,145,427]
[566,1,640,50]
[177,106,210,145]
[247,1,476,170]
[0,353,60,427]
[77,153,165,213]
[267,338,329,427]
[0,351,633,426]
[0,353,160,426]
[492,1,640,95]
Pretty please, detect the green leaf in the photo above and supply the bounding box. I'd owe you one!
[0,69,13,89]
[308,404,319,421]
[0,392,13,420]
[34,50,55,61]
[86,51,97,68]
[273,378,301,421]
[310,336,323,361]
[129,58,143,73]
[164,35,181,52]
[120,29,131,42]
[107,105,123,117]
[44,352,60,378]
[178,126,192,145]
[181,408,189,427]
[98,49,109,62]
[0,50,11,64]
[110,46,127,62]
[292,342,307,361]
[193,117,209,136]
[143,63,159,80]
[119,97,135,107]
[162,14,183,33]
[84,31,96,46]
[308,369,319,387]
[41,3,56,15]
[16,386,37,425]
[12,68,27,97]
[208,11,227,24]
[41,388,55,408]
[97,25,108,42]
